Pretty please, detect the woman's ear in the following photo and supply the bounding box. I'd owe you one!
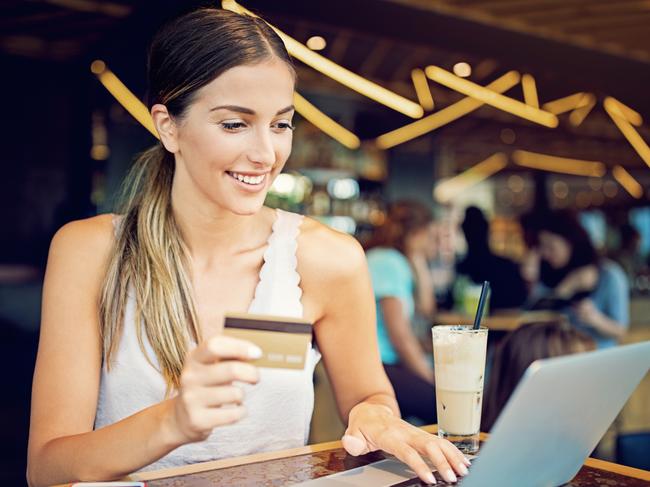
[151,104,179,153]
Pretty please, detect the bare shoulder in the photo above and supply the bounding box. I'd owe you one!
[48,213,117,275]
[297,216,367,282]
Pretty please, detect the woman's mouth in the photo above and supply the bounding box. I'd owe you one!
[226,171,267,189]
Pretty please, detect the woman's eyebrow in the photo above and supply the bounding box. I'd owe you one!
[209,104,295,115]
[276,105,295,115]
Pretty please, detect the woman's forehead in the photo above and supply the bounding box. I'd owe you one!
[193,60,295,113]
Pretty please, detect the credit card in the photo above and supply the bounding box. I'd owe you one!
[223,313,313,370]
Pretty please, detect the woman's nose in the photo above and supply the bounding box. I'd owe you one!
[247,130,276,167]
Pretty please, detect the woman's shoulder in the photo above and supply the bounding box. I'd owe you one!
[50,213,116,262]
[297,216,367,281]
[597,259,628,288]
[366,246,409,268]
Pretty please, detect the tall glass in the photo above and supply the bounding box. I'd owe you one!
[432,325,488,454]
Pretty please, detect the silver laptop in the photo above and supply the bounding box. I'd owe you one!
[294,340,650,487]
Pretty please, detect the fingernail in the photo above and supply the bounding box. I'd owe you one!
[458,463,469,476]
[425,472,436,484]
[444,469,457,483]
[248,345,263,359]
[464,457,472,466]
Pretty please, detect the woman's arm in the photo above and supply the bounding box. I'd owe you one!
[554,265,598,298]
[27,216,183,485]
[380,297,434,383]
[574,264,629,340]
[574,299,626,338]
[409,253,436,318]
[299,223,469,485]
[28,217,260,486]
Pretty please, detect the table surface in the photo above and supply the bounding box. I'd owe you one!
[433,310,563,331]
[92,426,650,487]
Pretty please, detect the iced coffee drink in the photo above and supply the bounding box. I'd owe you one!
[432,325,488,453]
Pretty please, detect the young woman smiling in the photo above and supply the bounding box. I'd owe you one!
[27,8,469,486]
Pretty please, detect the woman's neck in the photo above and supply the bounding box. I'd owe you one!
[170,186,272,271]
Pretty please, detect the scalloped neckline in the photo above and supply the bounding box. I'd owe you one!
[247,208,281,312]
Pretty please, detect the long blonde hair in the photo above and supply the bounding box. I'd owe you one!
[98,8,294,391]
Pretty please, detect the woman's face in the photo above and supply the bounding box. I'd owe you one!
[406,223,435,256]
[166,58,295,216]
[538,230,572,269]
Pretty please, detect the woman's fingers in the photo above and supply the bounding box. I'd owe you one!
[197,404,248,429]
[193,335,262,364]
[181,360,259,390]
[392,443,437,485]
[420,440,457,483]
[438,438,472,470]
[198,384,245,407]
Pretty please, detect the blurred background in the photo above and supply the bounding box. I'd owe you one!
[2,0,649,483]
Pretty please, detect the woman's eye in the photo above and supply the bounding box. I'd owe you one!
[221,121,246,131]
[274,122,295,131]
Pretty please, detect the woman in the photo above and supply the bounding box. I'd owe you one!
[365,201,438,425]
[531,210,629,349]
[26,8,469,486]
[456,206,528,311]
[482,320,595,431]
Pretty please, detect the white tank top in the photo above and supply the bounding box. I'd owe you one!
[94,209,321,471]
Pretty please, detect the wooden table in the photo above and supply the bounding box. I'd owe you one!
[433,311,563,332]
[62,426,649,486]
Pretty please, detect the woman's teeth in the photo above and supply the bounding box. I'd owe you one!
[228,172,265,185]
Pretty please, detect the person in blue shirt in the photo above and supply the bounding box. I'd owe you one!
[365,201,437,424]
[530,210,629,349]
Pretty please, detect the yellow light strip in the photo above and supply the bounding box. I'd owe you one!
[512,149,606,177]
[90,60,357,152]
[376,71,520,149]
[293,92,360,149]
[222,0,423,119]
[606,97,643,127]
[91,60,158,138]
[425,65,558,128]
[604,97,650,169]
[521,74,539,108]
[542,92,587,115]
[434,153,508,203]
[411,68,434,111]
[612,165,643,199]
[569,94,596,127]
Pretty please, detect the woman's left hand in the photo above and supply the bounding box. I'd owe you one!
[341,403,471,484]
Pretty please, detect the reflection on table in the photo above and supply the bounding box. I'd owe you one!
[101,426,650,487]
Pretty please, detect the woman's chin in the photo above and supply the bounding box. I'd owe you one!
[226,198,267,216]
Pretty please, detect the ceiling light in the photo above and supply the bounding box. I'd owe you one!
[453,62,471,78]
[376,71,520,149]
[306,36,326,51]
[425,65,558,127]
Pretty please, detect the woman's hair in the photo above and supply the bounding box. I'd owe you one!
[364,200,433,254]
[482,320,595,431]
[461,206,489,254]
[537,209,599,288]
[99,8,294,391]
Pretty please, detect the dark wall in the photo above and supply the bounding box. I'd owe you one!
[0,55,94,267]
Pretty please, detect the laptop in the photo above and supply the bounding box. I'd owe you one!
[294,340,650,487]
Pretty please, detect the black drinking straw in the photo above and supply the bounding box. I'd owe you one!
[473,281,490,330]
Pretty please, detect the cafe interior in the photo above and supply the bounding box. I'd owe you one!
[1,0,649,484]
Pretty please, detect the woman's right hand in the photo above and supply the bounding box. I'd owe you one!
[167,335,262,444]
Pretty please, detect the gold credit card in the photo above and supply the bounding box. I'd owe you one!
[223,313,313,370]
